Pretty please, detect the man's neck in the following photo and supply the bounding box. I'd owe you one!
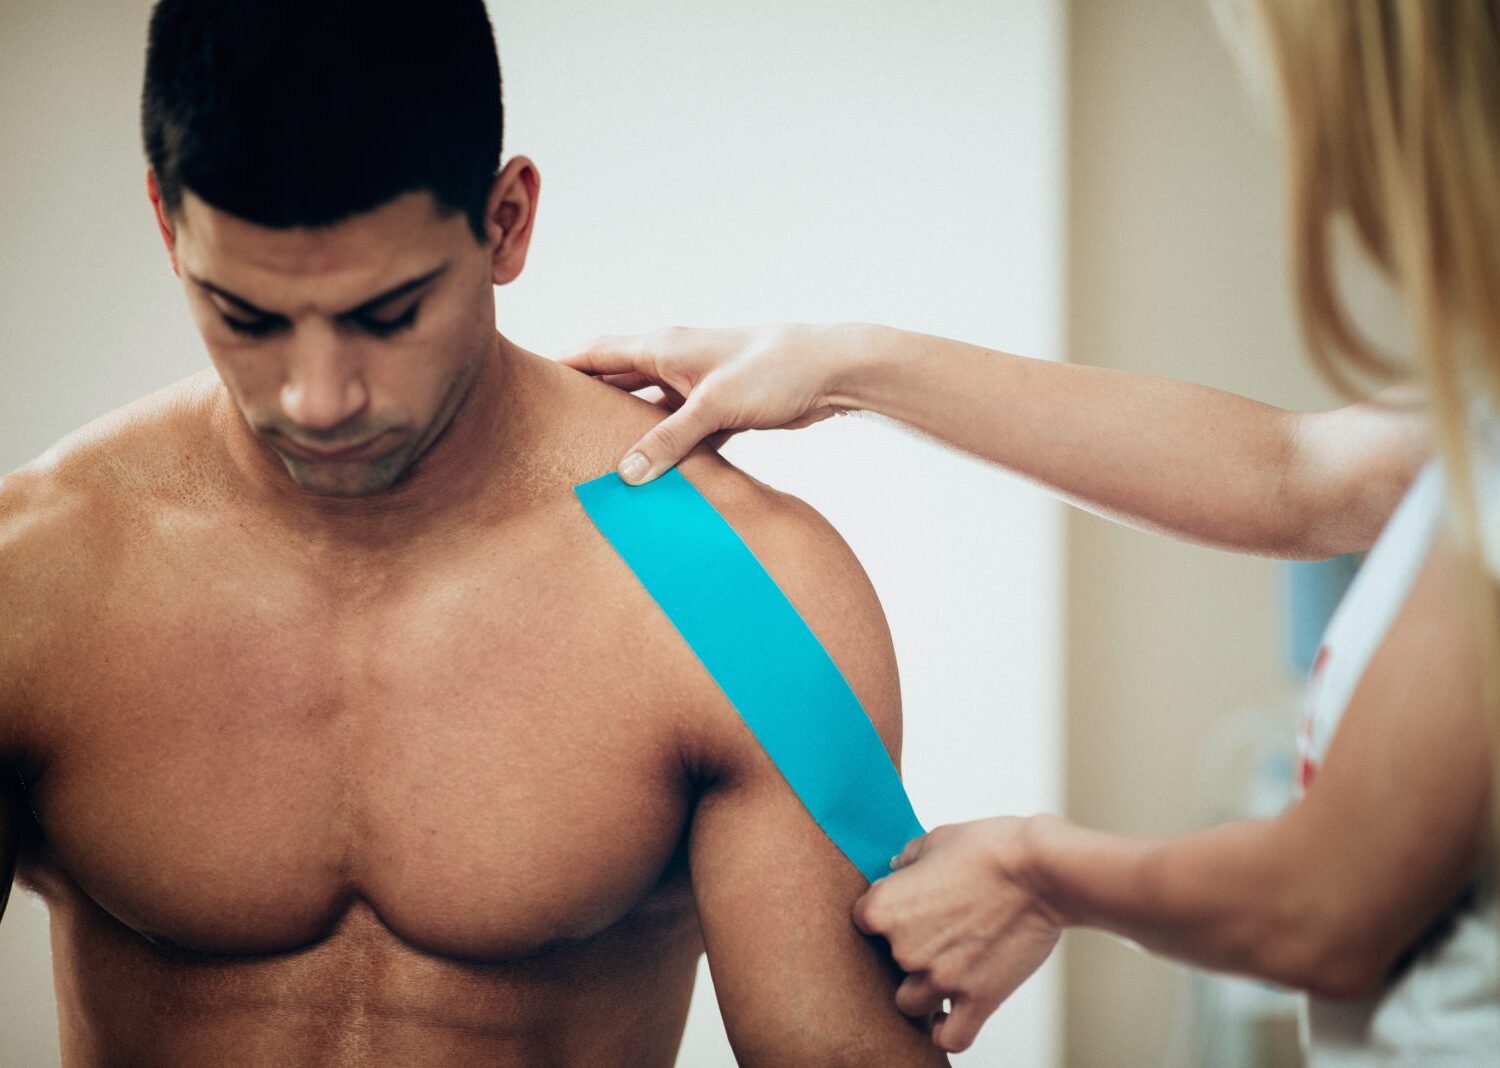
[215,333,536,544]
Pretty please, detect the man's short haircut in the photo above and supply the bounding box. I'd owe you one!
[142,0,503,244]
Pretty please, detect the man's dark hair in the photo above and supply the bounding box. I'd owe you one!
[142,0,503,244]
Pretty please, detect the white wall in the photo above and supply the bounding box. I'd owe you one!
[0,1,1066,1063]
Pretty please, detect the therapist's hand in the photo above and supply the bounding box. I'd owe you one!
[557,323,872,484]
[852,816,1065,1054]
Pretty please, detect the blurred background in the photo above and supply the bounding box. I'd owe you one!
[0,1,1381,1064]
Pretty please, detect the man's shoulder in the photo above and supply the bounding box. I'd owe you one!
[673,454,904,752]
[544,363,901,744]
[4,371,224,522]
[679,454,869,608]
[0,373,222,644]
[550,358,872,587]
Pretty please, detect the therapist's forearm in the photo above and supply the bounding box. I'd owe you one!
[830,326,1426,558]
[1021,814,1383,998]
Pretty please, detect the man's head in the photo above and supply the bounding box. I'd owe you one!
[143,0,502,242]
[142,0,536,497]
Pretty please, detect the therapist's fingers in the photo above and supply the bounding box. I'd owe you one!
[599,371,655,393]
[932,994,1001,1054]
[702,427,739,452]
[890,832,929,871]
[557,336,657,378]
[653,385,687,412]
[618,393,724,484]
[894,973,946,1018]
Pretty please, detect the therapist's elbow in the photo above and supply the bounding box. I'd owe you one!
[1266,483,1363,563]
[1290,941,1391,1001]
[1249,897,1394,1000]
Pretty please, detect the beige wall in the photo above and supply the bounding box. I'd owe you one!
[1062,0,1339,1064]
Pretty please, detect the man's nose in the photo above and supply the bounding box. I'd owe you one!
[279,331,370,432]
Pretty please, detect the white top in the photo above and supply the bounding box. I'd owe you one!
[1298,433,1500,1065]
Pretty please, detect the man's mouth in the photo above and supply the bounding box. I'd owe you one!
[276,432,389,463]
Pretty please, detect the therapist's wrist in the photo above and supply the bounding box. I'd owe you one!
[822,322,904,414]
[1012,813,1082,929]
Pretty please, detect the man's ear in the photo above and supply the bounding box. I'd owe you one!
[485,156,540,286]
[145,169,180,278]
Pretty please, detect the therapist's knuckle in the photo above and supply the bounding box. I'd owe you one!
[889,942,921,973]
[866,889,898,927]
[646,420,688,454]
[893,982,928,1015]
[940,1023,979,1055]
[683,397,724,435]
[929,959,966,994]
[691,374,726,407]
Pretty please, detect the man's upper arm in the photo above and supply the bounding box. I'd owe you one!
[0,466,65,924]
[684,479,947,1066]
[0,770,21,924]
[0,471,38,925]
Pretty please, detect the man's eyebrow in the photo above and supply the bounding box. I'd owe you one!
[188,263,451,319]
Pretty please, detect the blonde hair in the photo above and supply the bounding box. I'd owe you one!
[1255,0,1500,866]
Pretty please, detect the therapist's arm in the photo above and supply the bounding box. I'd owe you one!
[1029,530,1489,993]
[562,323,1427,559]
[851,328,1425,559]
[855,525,1491,1052]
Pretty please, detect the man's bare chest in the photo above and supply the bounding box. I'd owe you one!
[18,509,708,963]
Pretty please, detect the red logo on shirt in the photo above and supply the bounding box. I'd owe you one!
[1298,645,1331,791]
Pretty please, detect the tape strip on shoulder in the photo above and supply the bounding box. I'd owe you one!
[575,468,924,883]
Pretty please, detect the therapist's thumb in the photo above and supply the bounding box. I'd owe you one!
[617,396,722,485]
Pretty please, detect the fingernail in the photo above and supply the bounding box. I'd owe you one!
[619,452,649,484]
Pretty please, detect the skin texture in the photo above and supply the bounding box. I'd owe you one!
[851,522,1492,1052]
[0,168,947,1066]
[559,322,1428,559]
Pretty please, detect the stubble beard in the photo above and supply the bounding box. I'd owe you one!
[276,439,417,497]
[273,352,486,498]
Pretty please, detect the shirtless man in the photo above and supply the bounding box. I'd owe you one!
[0,1,945,1064]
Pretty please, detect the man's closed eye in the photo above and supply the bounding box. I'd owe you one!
[222,304,421,339]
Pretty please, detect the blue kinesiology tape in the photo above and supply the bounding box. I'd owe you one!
[574,468,925,883]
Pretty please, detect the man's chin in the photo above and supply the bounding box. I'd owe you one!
[278,452,412,497]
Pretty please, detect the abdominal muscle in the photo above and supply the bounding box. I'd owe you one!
[27,856,703,1067]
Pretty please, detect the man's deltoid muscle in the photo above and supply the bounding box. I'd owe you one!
[0,1,945,1064]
